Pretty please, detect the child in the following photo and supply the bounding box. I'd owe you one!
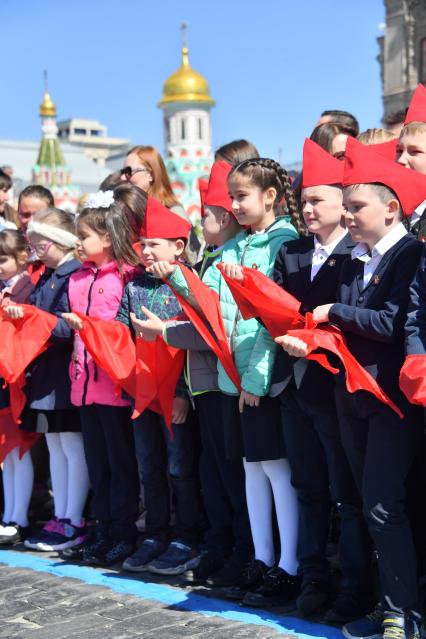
[280,138,426,639]
[4,208,90,552]
[0,170,17,230]
[0,230,33,545]
[117,196,201,576]
[271,140,372,620]
[136,161,253,586]
[62,189,142,566]
[150,158,302,605]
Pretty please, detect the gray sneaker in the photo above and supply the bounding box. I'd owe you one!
[147,541,200,575]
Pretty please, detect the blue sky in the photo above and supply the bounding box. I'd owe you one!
[1,0,385,165]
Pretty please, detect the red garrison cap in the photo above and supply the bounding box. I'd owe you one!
[405,84,426,124]
[198,178,209,218]
[204,161,233,212]
[301,139,344,188]
[343,136,426,217]
[140,196,192,239]
[367,138,398,161]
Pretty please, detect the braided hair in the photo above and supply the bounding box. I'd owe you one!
[229,158,305,235]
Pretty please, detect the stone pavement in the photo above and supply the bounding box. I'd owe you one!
[0,547,343,639]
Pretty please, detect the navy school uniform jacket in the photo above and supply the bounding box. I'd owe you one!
[25,258,81,411]
[271,233,355,403]
[328,234,423,405]
[405,244,426,356]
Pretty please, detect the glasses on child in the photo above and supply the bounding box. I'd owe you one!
[120,166,150,180]
[31,240,53,256]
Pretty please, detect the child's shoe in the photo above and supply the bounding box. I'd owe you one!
[382,610,421,639]
[242,566,300,608]
[324,591,376,625]
[183,550,225,584]
[206,549,253,587]
[342,603,384,639]
[103,539,135,566]
[82,531,112,566]
[24,518,64,550]
[296,579,331,617]
[35,519,88,552]
[122,538,167,572]
[0,522,29,546]
[222,558,270,601]
[148,541,200,575]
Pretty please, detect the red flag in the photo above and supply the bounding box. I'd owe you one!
[399,354,426,406]
[0,305,58,423]
[166,264,241,392]
[0,407,40,464]
[220,265,403,418]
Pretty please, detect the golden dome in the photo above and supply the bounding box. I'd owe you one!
[39,90,56,117]
[159,46,215,107]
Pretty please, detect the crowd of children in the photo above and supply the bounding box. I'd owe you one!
[3,86,426,639]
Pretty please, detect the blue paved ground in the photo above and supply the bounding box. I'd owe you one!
[0,548,344,639]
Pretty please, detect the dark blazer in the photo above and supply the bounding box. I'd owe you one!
[26,258,81,410]
[405,244,426,355]
[329,234,423,403]
[271,233,355,403]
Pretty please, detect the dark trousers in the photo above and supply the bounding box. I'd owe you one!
[335,386,423,612]
[132,408,200,545]
[280,385,372,592]
[80,404,139,542]
[196,392,252,556]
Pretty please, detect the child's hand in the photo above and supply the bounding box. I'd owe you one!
[222,263,244,281]
[146,261,177,279]
[62,312,83,330]
[239,390,260,413]
[275,335,309,357]
[172,396,189,424]
[3,305,24,319]
[130,310,165,341]
[313,304,333,324]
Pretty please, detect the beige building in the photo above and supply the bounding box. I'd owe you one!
[57,118,129,167]
[378,0,426,117]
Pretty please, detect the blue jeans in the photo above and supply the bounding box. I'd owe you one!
[133,408,200,545]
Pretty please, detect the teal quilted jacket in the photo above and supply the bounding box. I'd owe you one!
[168,217,298,396]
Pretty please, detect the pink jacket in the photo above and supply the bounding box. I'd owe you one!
[68,260,138,407]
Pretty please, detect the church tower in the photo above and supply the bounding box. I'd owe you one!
[158,24,215,218]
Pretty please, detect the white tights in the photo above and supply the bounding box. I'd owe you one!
[2,448,34,527]
[243,458,299,575]
[45,432,90,525]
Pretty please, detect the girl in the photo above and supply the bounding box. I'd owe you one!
[149,158,302,604]
[62,189,143,566]
[4,209,90,552]
[0,230,34,545]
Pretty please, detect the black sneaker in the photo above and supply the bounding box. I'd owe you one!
[0,522,28,546]
[342,603,383,639]
[382,610,422,639]
[222,559,270,601]
[324,591,376,625]
[297,580,331,617]
[206,550,253,587]
[82,531,112,566]
[103,540,135,566]
[183,550,225,584]
[242,566,300,608]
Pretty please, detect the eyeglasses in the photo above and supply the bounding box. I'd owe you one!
[31,240,53,256]
[121,166,151,180]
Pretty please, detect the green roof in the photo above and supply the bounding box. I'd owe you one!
[36,138,65,167]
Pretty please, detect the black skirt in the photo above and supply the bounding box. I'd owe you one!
[21,408,81,434]
[221,393,286,462]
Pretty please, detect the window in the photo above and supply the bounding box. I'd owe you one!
[420,38,426,84]
[90,130,100,137]
[198,118,203,139]
[74,128,87,135]
[181,119,186,141]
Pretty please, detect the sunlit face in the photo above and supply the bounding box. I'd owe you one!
[76,222,111,265]
[0,188,9,214]
[331,134,348,160]
[202,206,228,245]
[139,237,184,268]
[343,184,400,248]
[396,132,426,174]
[28,232,69,269]
[121,153,153,192]
[228,174,275,229]
[0,255,19,280]
[301,185,345,237]
[18,196,48,230]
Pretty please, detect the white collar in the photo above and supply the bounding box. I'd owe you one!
[351,223,407,262]
[313,231,347,256]
[409,198,426,228]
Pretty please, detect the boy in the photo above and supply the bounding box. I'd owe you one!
[280,137,426,639]
[270,140,372,620]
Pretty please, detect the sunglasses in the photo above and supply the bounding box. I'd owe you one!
[121,166,151,180]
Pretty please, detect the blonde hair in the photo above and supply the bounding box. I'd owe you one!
[357,128,397,145]
[400,121,426,137]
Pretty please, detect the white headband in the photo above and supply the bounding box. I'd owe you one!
[85,190,115,209]
[27,221,78,248]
